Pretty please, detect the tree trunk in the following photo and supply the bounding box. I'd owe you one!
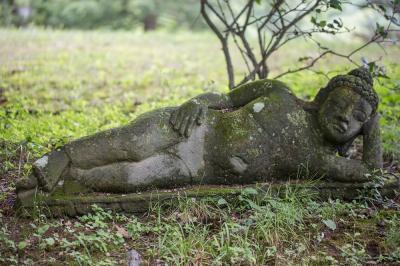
[0,88,7,105]
[143,14,158,31]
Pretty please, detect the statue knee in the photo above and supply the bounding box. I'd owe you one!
[125,154,191,188]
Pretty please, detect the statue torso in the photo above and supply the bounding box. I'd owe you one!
[203,87,334,183]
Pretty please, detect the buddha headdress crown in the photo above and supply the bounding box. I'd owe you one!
[315,67,379,113]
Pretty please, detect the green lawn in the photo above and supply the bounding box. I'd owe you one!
[0,28,399,265]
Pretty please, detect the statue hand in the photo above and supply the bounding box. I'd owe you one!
[170,100,207,137]
[362,113,380,136]
[361,113,383,169]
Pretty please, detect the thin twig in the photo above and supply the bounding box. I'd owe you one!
[237,0,323,86]
[200,0,235,89]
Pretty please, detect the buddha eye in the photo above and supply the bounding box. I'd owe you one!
[330,98,346,108]
[353,110,366,122]
[330,98,339,105]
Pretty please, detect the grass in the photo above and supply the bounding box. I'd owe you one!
[0,28,399,265]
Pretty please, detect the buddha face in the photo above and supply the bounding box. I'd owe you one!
[318,87,373,144]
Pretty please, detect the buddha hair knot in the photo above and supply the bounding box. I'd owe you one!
[314,67,379,113]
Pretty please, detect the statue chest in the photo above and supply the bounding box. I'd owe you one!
[204,101,323,179]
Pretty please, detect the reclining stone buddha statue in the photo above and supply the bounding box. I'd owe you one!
[16,67,383,198]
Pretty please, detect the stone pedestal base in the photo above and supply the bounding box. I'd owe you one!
[16,177,399,217]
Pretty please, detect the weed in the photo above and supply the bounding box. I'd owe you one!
[340,242,368,266]
[385,214,400,251]
[126,217,153,239]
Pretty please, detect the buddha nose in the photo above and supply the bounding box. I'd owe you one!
[337,104,352,123]
[337,113,349,123]
[335,112,349,129]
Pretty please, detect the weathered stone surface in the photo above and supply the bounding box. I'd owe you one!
[15,67,386,211]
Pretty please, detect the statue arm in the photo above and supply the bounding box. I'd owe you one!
[362,113,383,169]
[186,92,234,109]
[170,79,289,136]
[227,79,289,107]
[321,115,383,182]
[182,78,289,109]
[320,155,371,182]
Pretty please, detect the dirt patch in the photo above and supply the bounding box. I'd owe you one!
[366,239,382,258]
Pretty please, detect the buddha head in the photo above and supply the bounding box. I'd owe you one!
[313,67,379,154]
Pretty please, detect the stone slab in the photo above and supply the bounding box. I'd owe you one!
[15,178,399,217]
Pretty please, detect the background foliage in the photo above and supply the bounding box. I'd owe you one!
[0,0,206,30]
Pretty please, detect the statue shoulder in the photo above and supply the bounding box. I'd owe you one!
[269,79,294,94]
[228,79,297,108]
[249,78,294,96]
[244,78,290,89]
[257,79,296,101]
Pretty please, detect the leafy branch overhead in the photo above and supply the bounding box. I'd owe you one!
[200,0,400,89]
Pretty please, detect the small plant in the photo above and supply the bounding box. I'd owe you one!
[79,204,113,229]
[309,251,339,265]
[0,225,17,263]
[156,222,210,264]
[340,242,369,266]
[358,169,387,204]
[385,214,400,260]
[211,222,256,264]
[126,217,153,239]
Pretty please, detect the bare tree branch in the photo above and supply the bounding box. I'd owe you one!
[236,0,323,87]
[200,0,234,89]
[273,31,384,79]
[200,0,399,89]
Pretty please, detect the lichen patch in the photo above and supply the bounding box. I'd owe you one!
[253,102,265,113]
[286,110,307,126]
[34,155,48,168]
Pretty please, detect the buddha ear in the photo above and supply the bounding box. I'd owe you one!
[337,135,357,157]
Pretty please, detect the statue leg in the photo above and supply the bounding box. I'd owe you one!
[17,108,182,192]
[68,153,191,192]
[65,107,180,169]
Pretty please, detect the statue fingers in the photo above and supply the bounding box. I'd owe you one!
[184,114,196,137]
[179,115,190,136]
[196,106,207,125]
[362,113,380,135]
[172,109,180,129]
[170,108,179,127]
[174,109,185,131]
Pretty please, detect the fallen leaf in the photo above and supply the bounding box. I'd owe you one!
[115,225,130,239]
[322,219,337,231]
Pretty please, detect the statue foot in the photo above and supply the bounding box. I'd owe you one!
[15,149,70,196]
[31,149,70,192]
[15,149,70,211]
